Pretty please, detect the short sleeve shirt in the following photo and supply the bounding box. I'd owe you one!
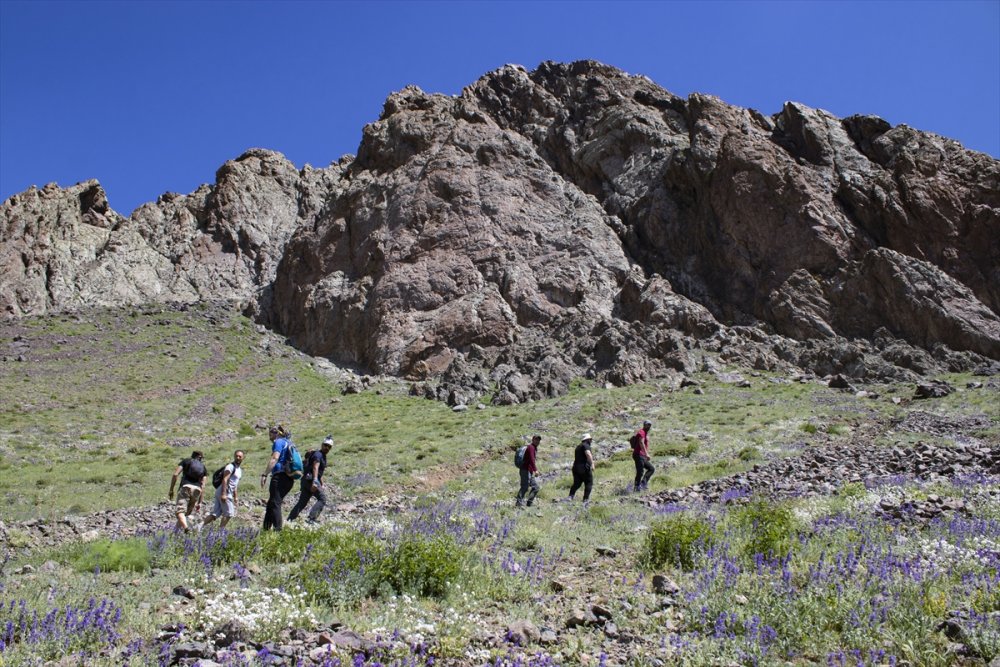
[222,463,242,495]
[305,450,327,482]
[272,437,289,473]
[574,442,592,467]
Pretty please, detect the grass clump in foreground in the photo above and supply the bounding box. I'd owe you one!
[70,537,152,573]
[640,511,716,570]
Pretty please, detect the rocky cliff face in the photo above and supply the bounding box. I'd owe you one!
[0,149,346,319]
[3,61,998,402]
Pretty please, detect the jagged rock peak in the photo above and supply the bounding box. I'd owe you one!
[2,60,997,402]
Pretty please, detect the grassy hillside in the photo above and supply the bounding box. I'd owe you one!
[1,305,998,666]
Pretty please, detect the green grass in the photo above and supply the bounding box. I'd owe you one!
[1,306,998,665]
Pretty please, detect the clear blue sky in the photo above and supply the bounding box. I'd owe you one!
[2,0,998,215]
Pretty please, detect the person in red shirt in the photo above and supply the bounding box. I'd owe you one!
[631,420,655,492]
[516,435,541,507]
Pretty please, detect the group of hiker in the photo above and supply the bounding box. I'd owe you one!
[167,425,332,532]
[168,419,655,530]
[515,420,655,507]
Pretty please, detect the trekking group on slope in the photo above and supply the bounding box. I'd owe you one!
[515,420,655,507]
[167,425,332,533]
[169,420,655,531]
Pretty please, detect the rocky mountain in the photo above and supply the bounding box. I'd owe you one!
[2,60,998,403]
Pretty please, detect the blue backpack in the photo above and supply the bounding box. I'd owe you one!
[279,439,304,480]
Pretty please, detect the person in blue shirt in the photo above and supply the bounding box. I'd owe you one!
[288,435,333,524]
[260,425,295,531]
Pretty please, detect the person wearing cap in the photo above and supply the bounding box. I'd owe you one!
[568,433,595,502]
[261,425,295,531]
[631,420,655,492]
[515,435,541,508]
[203,449,245,529]
[168,450,206,532]
[287,435,333,524]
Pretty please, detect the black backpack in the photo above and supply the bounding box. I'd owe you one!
[182,458,206,484]
[212,464,230,489]
[514,446,527,469]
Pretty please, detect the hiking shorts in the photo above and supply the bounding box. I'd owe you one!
[211,491,236,518]
[176,485,202,516]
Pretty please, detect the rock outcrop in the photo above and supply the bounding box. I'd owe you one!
[0,150,347,320]
[3,60,998,402]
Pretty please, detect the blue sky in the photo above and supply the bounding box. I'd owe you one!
[2,0,998,215]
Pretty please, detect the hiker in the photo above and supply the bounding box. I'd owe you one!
[568,433,595,502]
[516,435,541,508]
[287,436,333,524]
[631,420,655,492]
[260,425,296,531]
[203,450,244,529]
[168,450,206,532]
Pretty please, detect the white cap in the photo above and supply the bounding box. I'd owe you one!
[581,433,592,442]
[322,436,334,446]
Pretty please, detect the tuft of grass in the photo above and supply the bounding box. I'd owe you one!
[69,537,151,573]
[640,512,715,571]
[730,498,797,559]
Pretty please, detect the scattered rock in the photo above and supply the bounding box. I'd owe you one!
[507,620,540,645]
[172,585,196,600]
[915,380,955,399]
[652,574,680,595]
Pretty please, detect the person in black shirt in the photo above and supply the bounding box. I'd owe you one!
[568,434,595,503]
[168,450,206,532]
[288,436,333,524]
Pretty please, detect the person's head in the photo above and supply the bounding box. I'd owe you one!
[643,420,652,432]
[531,435,541,446]
[321,436,334,452]
[581,433,592,443]
[268,426,279,441]
[233,450,245,466]
[191,450,204,461]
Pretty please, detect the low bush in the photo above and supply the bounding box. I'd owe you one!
[730,498,797,559]
[640,512,715,570]
[299,529,467,605]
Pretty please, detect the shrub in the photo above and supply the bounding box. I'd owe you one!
[237,423,256,437]
[299,529,467,605]
[731,499,797,559]
[380,534,463,598]
[801,423,819,434]
[737,446,761,461]
[513,525,542,552]
[71,538,151,573]
[640,513,715,570]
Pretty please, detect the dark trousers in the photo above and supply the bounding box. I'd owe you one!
[569,465,593,501]
[287,478,328,522]
[263,473,295,531]
[516,468,539,506]
[633,454,654,490]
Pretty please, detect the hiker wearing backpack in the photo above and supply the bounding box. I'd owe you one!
[203,450,244,529]
[260,425,299,531]
[515,435,541,508]
[287,436,333,524]
[168,450,206,532]
[568,433,595,502]
[631,420,655,492]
